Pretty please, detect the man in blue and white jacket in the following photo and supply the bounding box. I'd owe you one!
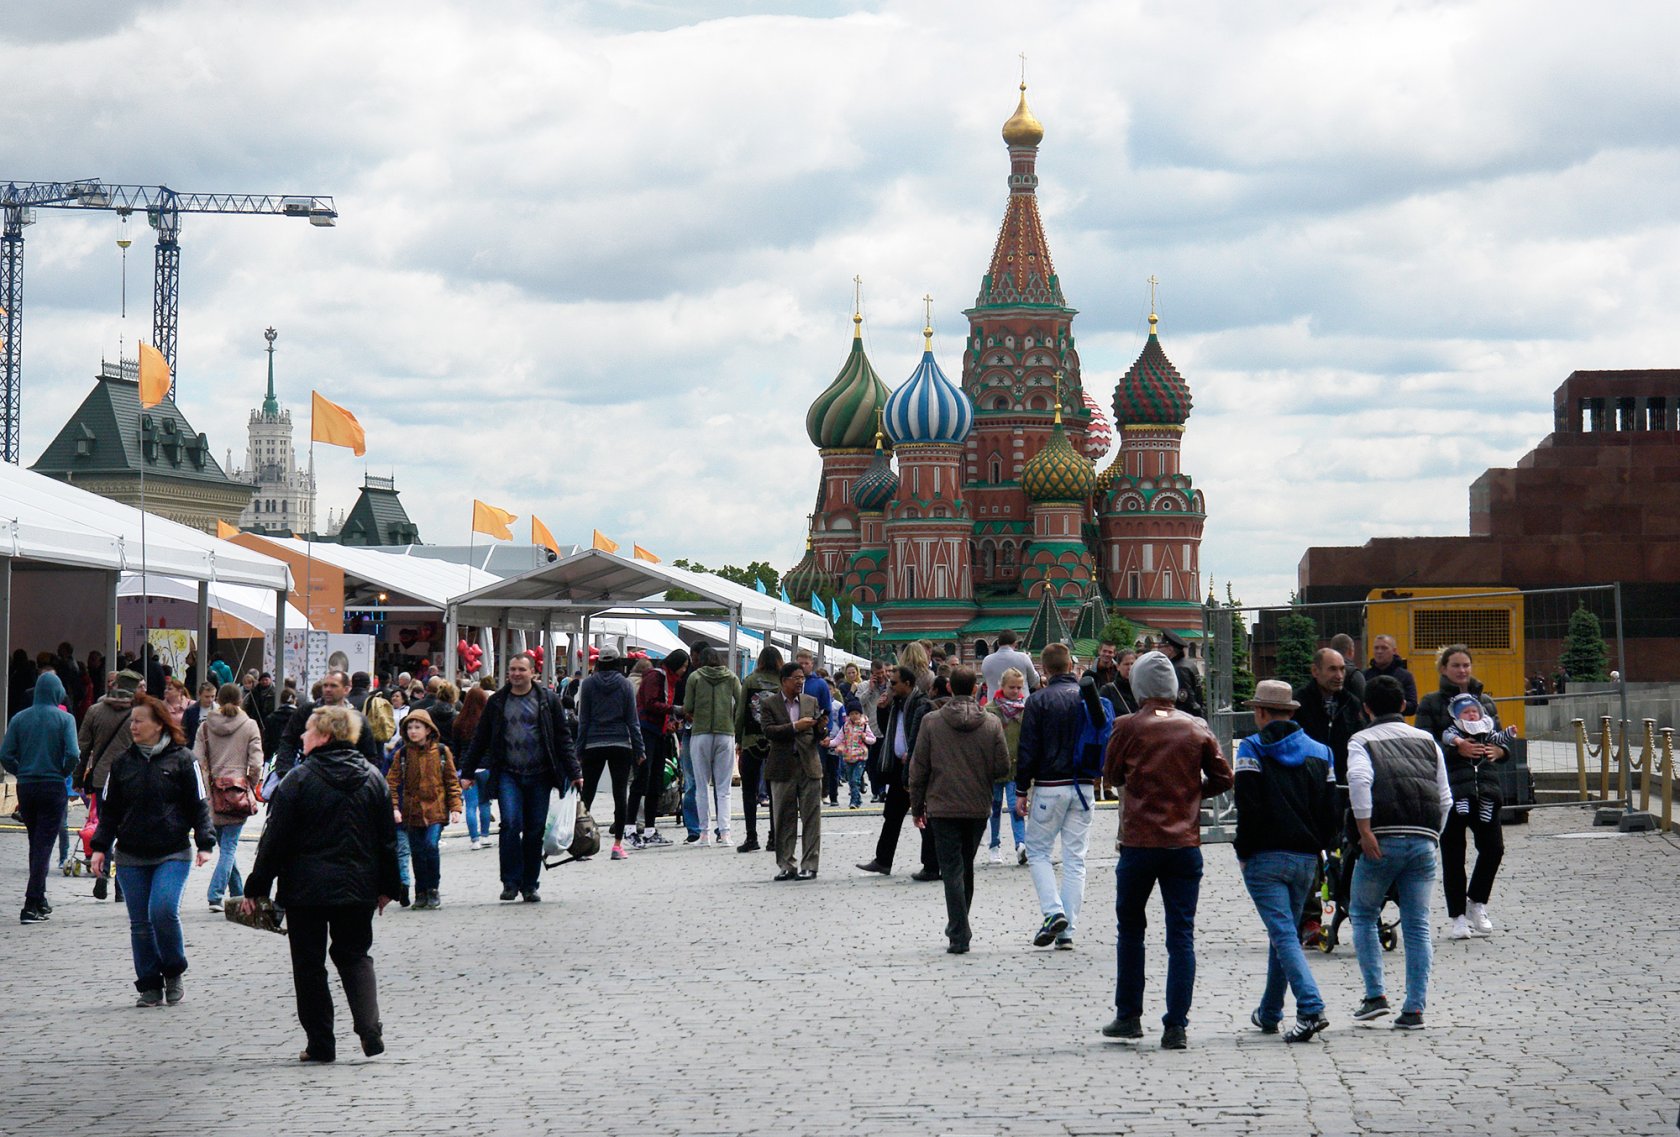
[1233,679,1338,1043]
[1345,674,1453,1031]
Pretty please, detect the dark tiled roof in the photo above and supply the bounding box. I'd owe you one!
[336,484,421,546]
[31,370,246,488]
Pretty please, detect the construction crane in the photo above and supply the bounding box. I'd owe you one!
[0,179,337,463]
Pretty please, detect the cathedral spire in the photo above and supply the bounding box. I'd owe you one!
[261,327,279,418]
[974,80,1064,310]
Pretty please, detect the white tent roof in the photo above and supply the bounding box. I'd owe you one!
[590,615,689,659]
[450,549,832,639]
[259,537,498,609]
[117,574,313,633]
[0,463,292,591]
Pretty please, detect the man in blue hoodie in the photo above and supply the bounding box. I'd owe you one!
[0,673,80,923]
[1232,679,1338,1043]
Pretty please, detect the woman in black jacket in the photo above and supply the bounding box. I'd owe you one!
[1414,643,1509,940]
[89,693,214,1008]
[245,704,401,1063]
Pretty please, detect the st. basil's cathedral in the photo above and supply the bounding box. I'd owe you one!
[785,82,1207,659]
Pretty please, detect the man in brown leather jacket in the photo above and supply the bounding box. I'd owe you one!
[1099,652,1233,1050]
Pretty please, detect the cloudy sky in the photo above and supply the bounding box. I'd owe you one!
[6,0,1678,605]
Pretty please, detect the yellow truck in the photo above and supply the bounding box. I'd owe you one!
[1364,587,1525,735]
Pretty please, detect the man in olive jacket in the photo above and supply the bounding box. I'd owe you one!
[761,663,823,881]
[909,666,1011,954]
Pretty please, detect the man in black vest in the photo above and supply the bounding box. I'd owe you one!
[1345,675,1453,1030]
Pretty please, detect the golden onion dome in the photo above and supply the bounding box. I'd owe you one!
[1022,404,1096,503]
[1002,82,1043,147]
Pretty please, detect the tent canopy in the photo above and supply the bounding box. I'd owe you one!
[118,574,312,634]
[0,463,292,590]
[257,537,498,610]
[449,549,833,639]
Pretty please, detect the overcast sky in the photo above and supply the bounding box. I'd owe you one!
[6,0,1679,606]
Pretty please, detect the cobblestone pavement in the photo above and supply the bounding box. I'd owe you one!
[1,795,1676,1136]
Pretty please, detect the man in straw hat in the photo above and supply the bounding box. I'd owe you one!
[1232,679,1338,1043]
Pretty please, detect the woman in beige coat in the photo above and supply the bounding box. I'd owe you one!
[194,683,264,911]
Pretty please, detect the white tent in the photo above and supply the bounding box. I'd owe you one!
[0,463,291,589]
[118,574,312,633]
[446,549,833,684]
[255,537,498,609]
[0,463,294,720]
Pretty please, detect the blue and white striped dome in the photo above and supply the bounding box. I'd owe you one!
[884,347,974,446]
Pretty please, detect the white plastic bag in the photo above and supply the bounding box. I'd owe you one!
[543,786,578,859]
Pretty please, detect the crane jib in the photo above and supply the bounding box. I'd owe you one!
[0,178,337,462]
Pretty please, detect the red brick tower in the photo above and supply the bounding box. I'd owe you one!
[961,82,1096,597]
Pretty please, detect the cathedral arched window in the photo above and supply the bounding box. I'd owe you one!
[980,541,996,577]
[989,454,1003,483]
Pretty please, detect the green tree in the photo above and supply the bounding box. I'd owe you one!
[1560,603,1610,682]
[1100,613,1139,652]
[1275,603,1318,690]
[1226,582,1256,709]
[670,558,779,593]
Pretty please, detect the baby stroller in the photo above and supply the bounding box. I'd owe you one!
[1311,840,1398,953]
[61,794,98,878]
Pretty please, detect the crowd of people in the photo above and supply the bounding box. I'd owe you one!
[2,625,1517,1056]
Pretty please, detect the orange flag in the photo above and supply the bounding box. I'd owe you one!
[311,391,367,456]
[138,342,172,408]
[592,529,619,554]
[472,500,517,541]
[216,520,239,539]
[531,515,560,556]
[632,544,660,564]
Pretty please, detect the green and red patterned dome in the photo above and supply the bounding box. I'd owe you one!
[806,314,890,450]
[1113,313,1192,427]
[1022,407,1096,503]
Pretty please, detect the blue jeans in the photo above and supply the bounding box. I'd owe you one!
[408,823,443,892]
[1115,846,1203,1027]
[989,781,1026,849]
[463,781,494,841]
[1351,835,1437,1014]
[115,859,191,990]
[680,732,700,837]
[842,760,867,807]
[395,828,412,887]
[1241,851,1325,1021]
[207,823,246,904]
[497,772,552,892]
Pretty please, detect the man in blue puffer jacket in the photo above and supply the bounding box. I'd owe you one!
[1233,679,1338,1043]
[1,673,79,923]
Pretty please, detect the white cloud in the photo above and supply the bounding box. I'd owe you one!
[6,0,1680,610]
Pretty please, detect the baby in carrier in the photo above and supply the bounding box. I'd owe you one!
[1442,694,1517,824]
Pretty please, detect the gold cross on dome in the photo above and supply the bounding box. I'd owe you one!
[1019,52,1027,84]
[1147,274,1159,315]
[853,275,863,317]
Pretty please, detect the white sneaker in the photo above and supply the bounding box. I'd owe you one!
[694,834,710,848]
[1466,902,1493,934]
[1449,915,1475,940]
[988,846,1003,865]
[717,832,732,848]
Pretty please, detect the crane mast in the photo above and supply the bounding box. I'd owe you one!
[0,179,337,462]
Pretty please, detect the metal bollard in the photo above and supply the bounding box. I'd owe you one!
[1662,727,1674,834]
[1599,716,1613,801]
[1572,718,1589,802]
[1640,719,1657,813]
